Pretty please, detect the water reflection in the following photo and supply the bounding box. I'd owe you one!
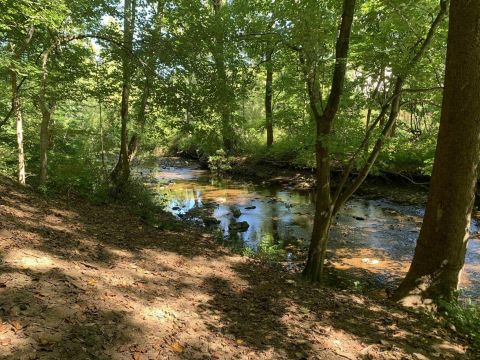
[138,162,480,299]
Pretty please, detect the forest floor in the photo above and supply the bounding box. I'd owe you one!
[0,175,475,359]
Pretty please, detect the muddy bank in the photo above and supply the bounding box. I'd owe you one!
[0,175,475,359]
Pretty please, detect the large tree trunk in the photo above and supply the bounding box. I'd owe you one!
[302,0,356,281]
[111,0,136,191]
[11,71,26,185]
[394,0,480,305]
[265,49,274,147]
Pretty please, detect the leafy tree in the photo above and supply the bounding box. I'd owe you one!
[395,0,480,304]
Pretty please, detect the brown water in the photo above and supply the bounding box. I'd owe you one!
[137,159,480,300]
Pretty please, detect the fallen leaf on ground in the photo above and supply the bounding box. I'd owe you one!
[170,342,183,353]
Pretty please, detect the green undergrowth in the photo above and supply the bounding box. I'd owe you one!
[440,300,480,351]
[110,179,182,231]
[38,168,181,232]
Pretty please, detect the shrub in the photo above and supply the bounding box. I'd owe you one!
[440,300,480,351]
[208,149,234,173]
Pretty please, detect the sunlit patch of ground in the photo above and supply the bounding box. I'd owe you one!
[0,176,473,359]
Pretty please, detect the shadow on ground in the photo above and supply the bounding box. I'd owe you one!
[0,176,473,359]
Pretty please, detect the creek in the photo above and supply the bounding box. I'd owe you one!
[137,158,480,300]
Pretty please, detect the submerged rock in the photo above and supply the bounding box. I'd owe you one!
[230,207,242,218]
[229,221,250,233]
[203,217,221,227]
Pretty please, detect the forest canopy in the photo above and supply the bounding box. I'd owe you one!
[0,0,447,191]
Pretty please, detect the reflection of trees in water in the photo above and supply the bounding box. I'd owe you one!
[268,187,280,245]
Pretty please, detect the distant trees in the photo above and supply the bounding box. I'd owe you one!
[395,0,480,304]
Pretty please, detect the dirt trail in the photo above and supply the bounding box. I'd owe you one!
[0,176,473,359]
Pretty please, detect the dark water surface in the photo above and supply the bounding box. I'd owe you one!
[137,160,480,300]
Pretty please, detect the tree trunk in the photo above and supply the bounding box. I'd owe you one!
[364,69,383,155]
[38,45,56,187]
[303,122,333,281]
[128,76,149,163]
[111,0,136,191]
[212,0,233,153]
[127,0,164,164]
[265,49,274,147]
[99,99,106,173]
[302,0,356,281]
[9,27,34,185]
[394,0,480,305]
[39,105,52,186]
[11,70,26,185]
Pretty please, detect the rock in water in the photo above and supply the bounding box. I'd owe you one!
[229,221,250,233]
[203,217,221,227]
[230,207,242,218]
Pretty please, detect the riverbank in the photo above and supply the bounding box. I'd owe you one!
[0,175,475,358]
[168,154,430,205]
[144,157,479,300]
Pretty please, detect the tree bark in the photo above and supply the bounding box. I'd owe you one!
[38,42,58,187]
[9,26,34,184]
[39,105,51,186]
[394,0,480,305]
[127,80,149,163]
[11,71,26,185]
[265,49,274,147]
[302,0,356,281]
[127,0,164,164]
[364,68,384,155]
[212,0,234,152]
[111,0,136,191]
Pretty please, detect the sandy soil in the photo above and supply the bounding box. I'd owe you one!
[0,176,473,359]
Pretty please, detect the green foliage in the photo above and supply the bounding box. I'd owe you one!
[242,247,256,258]
[239,234,286,262]
[256,234,286,261]
[440,300,480,351]
[352,280,365,293]
[208,149,234,173]
[0,0,448,194]
[115,178,180,230]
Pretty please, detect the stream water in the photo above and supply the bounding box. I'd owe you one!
[137,158,480,300]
